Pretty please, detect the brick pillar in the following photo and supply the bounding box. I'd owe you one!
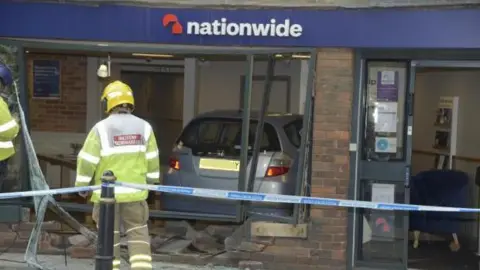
[309,48,354,269]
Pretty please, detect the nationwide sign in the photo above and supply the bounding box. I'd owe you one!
[162,14,303,38]
[2,2,480,48]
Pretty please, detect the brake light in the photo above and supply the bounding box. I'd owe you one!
[265,153,292,177]
[266,166,290,177]
[169,157,180,170]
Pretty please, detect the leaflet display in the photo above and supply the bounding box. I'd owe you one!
[375,102,398,133]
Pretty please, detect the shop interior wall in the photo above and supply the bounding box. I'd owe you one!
[412,69,480,243]
[197,60,301,114]
[27,53,303,194]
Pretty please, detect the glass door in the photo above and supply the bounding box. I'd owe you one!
[354,60,414,270]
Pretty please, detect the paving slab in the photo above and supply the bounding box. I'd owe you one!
[0,253,240,270]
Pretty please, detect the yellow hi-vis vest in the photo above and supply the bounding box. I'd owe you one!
[0,98,19,161]
[75,113,160,203]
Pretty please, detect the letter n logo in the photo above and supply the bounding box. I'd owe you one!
[163,14,183,35]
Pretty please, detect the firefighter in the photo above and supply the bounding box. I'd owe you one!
[0,63,20,179]
[75,80,160,270]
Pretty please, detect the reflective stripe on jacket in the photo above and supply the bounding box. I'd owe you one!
[75,113,160,203]
[0,98,19,161]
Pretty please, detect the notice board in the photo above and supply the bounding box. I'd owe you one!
[32,59,61,99]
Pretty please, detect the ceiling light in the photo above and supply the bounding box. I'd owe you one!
[291,54,311,59]
[97,64,109,78]
[275,54,310,59]
[132,53,175,58]
[97,54,111,78]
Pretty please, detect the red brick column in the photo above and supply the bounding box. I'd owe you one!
[309,48,354,269]
[257,49,354,270]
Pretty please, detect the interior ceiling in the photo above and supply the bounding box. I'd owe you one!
[25,48,310,61]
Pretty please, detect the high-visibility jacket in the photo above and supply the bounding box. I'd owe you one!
[75,113,160,203]
[0,98,19,161]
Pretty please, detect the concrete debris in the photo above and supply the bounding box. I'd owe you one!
[164,220,191,236]
[151,235,173,250]
[223,220,272,253]
[191,231,224,254]
[62,219,269,257]
[156,238,193,254]
[205,225,236,240]
[149,226,166,236]
[157,221,229,254]
[68,234,91,247]
[184,223,224,254]
[50,233,68,248]
[234,242,266,253]
[224,222,248,252]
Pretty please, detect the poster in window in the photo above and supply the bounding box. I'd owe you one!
[374,102,398,133]
[32,60,61,99]
[376,71,399,102]
[375,137,397,153]
[371,184,395,241]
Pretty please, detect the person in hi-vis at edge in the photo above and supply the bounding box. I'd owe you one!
[0,63,20,185]
[74,80,160,270]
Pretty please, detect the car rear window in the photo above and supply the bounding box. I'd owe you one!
[283,119,303,148]
[178,118,281,156]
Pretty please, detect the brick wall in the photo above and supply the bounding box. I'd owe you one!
[309,48,353,269]
[259,49,354,270]
[28,54,87,133]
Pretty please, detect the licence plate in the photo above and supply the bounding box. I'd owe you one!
[199,158,240,172]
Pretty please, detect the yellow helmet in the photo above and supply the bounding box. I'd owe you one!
[101,80,135,113]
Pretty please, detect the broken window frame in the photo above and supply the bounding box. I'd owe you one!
[0,38,317,225]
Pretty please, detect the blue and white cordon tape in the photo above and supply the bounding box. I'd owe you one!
[0,182,478,213]
[116,182,480,213]
[0,185,100,200]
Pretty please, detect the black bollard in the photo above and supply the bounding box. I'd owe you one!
[95,170,116,270]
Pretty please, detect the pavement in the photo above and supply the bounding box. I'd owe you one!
[0,253,240,270]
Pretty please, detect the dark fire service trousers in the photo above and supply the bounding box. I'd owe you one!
[93,200,152,270]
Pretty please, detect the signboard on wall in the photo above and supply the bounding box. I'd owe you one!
[32,59,61,99]
[1,2,480,48]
